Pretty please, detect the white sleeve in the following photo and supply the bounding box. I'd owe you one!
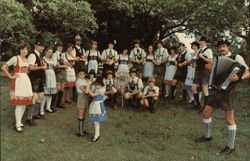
[163,49,169,60]
[235,55,249,71]
[51,53,58,64]
[185,52,192,61]
[114,51,119,60]
[27,54,36,65]
[71,49,76,57]
[155,86,159,93]
[129,50,134,59]
[62,53,68,63]
[6,56,17,66]
[204,49,213,59]
[101,50,106,59]
[98,51,101,58]
[142,49,146,59]
[143,86,148,95]
[138,79,143,89]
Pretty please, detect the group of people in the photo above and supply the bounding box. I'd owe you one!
[1,34,249,154]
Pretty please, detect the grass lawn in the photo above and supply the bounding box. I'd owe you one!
[1,75,250,161]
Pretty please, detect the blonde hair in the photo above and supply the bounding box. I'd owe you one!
[147,78,155,84]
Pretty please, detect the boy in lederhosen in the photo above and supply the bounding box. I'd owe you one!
[51,41,68,110]
[153,40,168,96]
[192,36,213,112]
[141,78,159,113]
[103,71,118,109]
[168,43,191,101]
[124,68,144,107]
[195,39,249,155]
[26,41,47,126]
[101,41,118,77]
[129,40,146,79]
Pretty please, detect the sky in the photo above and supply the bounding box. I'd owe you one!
[175,32,195,52]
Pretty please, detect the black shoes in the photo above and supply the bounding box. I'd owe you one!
[219,146,235,155]
[25,119,37,126]
[91,136,100,142]
[58,104,65,109]
[195,135,213,143]
[33,114,43,119]
[77,132,86,137]
[45,109,53,113]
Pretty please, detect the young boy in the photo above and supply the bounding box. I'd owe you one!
[103,71,118,109]
[124,68,143,107]
[141,78,159,113]
[75,71,89,136]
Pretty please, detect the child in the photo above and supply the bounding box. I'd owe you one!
[103,71,118,109]
[87,76,107,142]
[76,71,89,136]
[124,68,144,107]
[40,47,57,116]
[141,78,159,113]
[1,43,33,132]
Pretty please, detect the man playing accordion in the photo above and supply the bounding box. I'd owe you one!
[195,40,250,155]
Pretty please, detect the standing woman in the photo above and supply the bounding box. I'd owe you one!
[163,46,178,98]
[62,43,76,104]
[184,42,200,103]
[40,47,57,115]
[86,41,101,74]
[117,49,130,73]
[1,43,33,132]
[143,45,154,79]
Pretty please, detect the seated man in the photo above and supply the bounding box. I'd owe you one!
[141,78,159,113]
[124,68,143,107]
[103,71,118,109]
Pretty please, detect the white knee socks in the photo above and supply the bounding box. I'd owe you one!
[40,96,52,113]
[94,121,100,139]
[15,105,26,127]
[165,85,170,97]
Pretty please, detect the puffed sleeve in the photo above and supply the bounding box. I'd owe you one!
[6,56,17,66]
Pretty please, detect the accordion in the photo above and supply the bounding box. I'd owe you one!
[208,56,245,91]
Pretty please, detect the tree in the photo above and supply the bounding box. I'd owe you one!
[0,0,36,51]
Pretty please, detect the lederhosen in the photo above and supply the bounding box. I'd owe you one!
[173,51,188,82]
[28,52,45,93]
[193,48,210,85]
[206,55,238,110]
[154,49,166,75]
[74,46,86,73]
[104,79,117,105]
[132,49,143,72]
[55,52,66,84]
[146,87,157,104]
[103,49,116,76]
[128,78,140,99]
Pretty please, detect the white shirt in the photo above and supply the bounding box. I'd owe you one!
[154,47,169,62]
[52,50,63,64]
[143,85,159,95]
[76,78,89,93]
[71,45,86,57]
[128,76,143,91]
[27,50,40,65]
[101,48,118,61]
[103,78,117,91]
[223,52,249,71]
[129,47,146,61]
[199,47,213,59]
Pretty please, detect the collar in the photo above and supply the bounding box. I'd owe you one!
[223,52,232,57]
[181,50,186,55]
[75,45,81,49]
[34,50,40,56]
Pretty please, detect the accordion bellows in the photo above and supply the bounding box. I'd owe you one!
[208,56,245,91]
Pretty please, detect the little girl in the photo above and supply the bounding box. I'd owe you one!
[87,76,107,142]
[1,43,33,132]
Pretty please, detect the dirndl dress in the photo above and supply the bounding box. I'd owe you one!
[163,55,177,84]
[143,55,154,78]
[43,57,57,95]
[89,88,107,122]
[9,56,33,105]
[87,50,99,74]
[117,54,130,73]
[184,58,196,90]
[65,66,76,87]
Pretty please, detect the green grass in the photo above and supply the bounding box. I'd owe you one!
[1,78,250,161]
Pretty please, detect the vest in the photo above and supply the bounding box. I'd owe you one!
[28,52,45,82]
[176,51,187,71]
[196,47,209,71]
